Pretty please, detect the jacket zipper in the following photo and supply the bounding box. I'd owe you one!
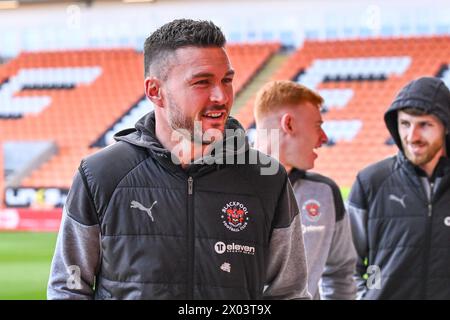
[422,181,434,299]
[187,176,194,299]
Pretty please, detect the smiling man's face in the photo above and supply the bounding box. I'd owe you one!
[161,46,235,144]
[398,110,446,168]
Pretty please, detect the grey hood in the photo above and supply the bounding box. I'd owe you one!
[384,77,450,154]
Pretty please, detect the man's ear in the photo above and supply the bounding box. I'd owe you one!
[280,113,294,135]
[144,77,163,108]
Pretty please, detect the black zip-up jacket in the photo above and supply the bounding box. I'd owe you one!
[47,112,310,300]
[347,77,450,299]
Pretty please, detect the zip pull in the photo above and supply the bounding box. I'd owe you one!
[188,176,193,195]
[428,182,434,217]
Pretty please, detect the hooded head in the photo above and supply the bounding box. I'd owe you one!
[384,77,450,161]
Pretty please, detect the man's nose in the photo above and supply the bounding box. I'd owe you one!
[320,128,329,145]
[407,125,421,143]
[210,84,229,105]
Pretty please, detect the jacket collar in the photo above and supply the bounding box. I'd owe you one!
[113,111,249,176]
[397,151,450,182]
[288,168,306,186]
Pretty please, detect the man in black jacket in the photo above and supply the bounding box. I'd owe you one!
[348,77,450,299]
[47,19,310,300]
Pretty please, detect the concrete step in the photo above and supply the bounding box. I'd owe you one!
[231,52,291,117]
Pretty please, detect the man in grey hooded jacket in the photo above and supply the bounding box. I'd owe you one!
[347,77,450,299]
[254,80,357,300]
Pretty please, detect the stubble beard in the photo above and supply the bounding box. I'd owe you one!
[167,102,215,145]
[403,139,444,166]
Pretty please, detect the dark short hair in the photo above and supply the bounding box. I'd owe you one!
[143,19,226,78]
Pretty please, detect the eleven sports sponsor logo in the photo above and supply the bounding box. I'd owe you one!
[214,241,255,255]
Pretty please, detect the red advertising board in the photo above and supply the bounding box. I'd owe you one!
[0,208,62,232]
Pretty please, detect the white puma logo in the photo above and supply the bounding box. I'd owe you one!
[389,194,407,208]
[130,200,157,222]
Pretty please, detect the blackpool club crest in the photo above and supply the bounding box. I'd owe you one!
[221,201,249,232]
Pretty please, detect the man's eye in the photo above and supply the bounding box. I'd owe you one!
[194,80,209,85]
[223,78,233,84]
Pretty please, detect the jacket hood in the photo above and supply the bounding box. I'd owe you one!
[113,111,249,162]
[384,77,450,154]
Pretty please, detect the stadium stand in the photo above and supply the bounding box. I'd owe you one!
[2,36,450,229]
[0,43,280,216]
[238,36,450,187]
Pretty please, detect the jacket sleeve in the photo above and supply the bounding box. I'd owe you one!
[346,175,369,300]
[263,177,311,300]
[47,170,101,300]
[320,211,357,300]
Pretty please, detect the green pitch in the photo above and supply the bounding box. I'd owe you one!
[341,187,350,201]
[0,232,57,300]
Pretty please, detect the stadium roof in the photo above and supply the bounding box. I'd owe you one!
[0,0,159,9]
